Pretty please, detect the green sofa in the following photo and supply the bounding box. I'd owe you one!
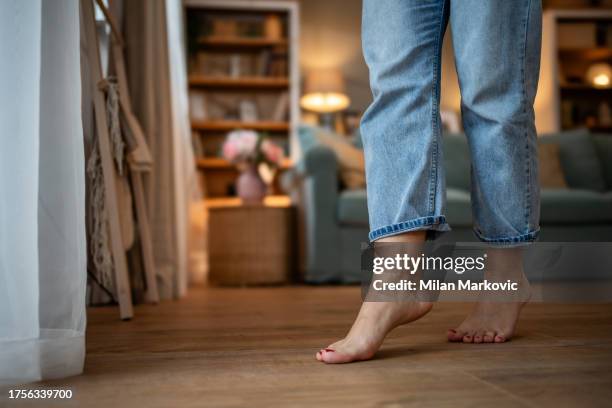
[285,127,612,283]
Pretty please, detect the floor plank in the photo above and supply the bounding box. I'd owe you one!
[2,286,612,407]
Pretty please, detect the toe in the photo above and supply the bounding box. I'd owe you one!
[462,332,475,343]
[483,331,495,343]
[315,350,322,361]
[494,334,507,343]
[320,349,349,364]
[447,328,465,342]
[473,332,484,344]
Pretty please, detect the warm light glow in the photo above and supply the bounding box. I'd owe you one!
[593,74,610,87]
[586,63,612,89]
[300,92,351,113]
[301,68,351,113]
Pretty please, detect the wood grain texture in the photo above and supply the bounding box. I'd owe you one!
[7,286,612,407]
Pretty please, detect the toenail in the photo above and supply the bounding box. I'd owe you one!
[324,348,335,352]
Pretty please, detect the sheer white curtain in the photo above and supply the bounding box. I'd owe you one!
[165,0,204,290]
[0,0,86,385]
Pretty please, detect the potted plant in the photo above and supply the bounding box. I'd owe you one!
[222,129,284,203]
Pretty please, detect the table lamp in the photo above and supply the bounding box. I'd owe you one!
[586,63,612,89]
[300,69,350,129]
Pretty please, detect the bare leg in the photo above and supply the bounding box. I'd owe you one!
[316,231,433,364]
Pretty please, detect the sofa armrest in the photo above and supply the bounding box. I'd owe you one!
[286,145,342,282]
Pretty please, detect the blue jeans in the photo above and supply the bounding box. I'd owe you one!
[361,0,542,244]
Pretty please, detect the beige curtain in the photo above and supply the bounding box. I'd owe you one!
[121,0,204,298]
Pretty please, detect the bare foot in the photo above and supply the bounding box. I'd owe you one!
[447,300,527,343]
[316,301,432,364]
[448,247,531,344]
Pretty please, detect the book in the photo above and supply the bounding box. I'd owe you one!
[272,92,289,121]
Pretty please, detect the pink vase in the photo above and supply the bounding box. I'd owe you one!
[236,164,267,203]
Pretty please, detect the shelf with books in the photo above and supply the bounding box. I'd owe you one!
[540,9,612,132]
[185,1,299,198]
[197,36,288,48]
[191,120,289,132]
[189,75,289,89]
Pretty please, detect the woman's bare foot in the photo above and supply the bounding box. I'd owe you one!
[448,247,531,344]
[316,231,428,363]
[447,300,527,343]
[316,300,432,363]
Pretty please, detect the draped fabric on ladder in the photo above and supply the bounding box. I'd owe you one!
[0,0,86,385]
[123,0,204,297]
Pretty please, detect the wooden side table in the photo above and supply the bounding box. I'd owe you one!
[206,195,295,286]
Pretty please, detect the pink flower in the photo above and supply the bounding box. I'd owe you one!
[222,130,283,167]
[223,130,259,163]
[261,139,283,165]
[222,140,239,161]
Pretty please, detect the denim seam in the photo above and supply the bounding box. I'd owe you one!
[522,0,533,233]
[427,0,448,216]
[473,228,540,244]
[369,216,448,242]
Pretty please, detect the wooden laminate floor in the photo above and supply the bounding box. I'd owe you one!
[4,286,612,407]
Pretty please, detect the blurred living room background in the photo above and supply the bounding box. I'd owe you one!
[4,0,610,403]
[82,0,612,310]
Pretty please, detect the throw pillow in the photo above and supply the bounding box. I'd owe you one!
[538,143,568,188]
[311,126,366,189]
[539,129,606,192]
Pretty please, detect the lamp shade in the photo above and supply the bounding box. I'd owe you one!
[300,69,350,113]
[586,63,612,89]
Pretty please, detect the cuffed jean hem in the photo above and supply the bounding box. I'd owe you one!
[369,215,450,242]
[473,228,540,246]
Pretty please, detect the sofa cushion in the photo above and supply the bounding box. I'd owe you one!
[336,188,612,227]
[446,188,472,226]
[337,189,368,226]
[539,129,606,192]
[299,125,365,189]
[442,133,472,191]
[540,189,612,224]
[591,134,612,190]
[337,188,478,228]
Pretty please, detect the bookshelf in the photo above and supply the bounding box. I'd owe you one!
[184,0,300,197]
[189,75,290,89]
[537,10,612,133]
[191,119,290,132]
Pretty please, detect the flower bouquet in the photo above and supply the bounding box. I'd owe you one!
[222,130,284,202]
